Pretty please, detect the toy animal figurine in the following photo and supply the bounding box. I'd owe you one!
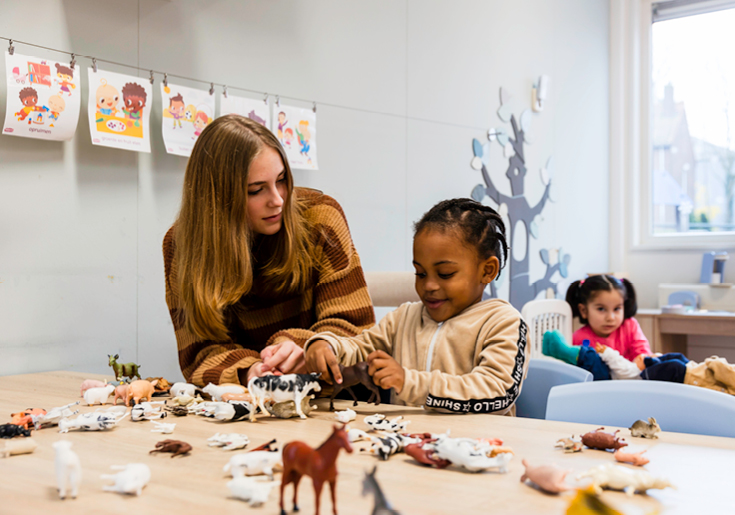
[248,373,322,422]
[366,433,421,461]
[335,408,356,423]
[131,401,167,421]
[80,379,107,396]
[208,433,250,451]
[1,438,38,458]
[53,440,81,499]
[126,379,158,406]
[555,437,583,453]
[11,408,46,429]
[58,411,127,433]
[149,439,192,458]
[432,435,513,473]
[170,393,203,407]
[280,425,353,515]
[108,354,141,381]
[629,417,661,439]
[0,423,31,438]
[202,382,247,401]
[225,449,283,480]
[227,476,277,507]
[211,401,253,422]
[364,414,410,433]
[222,392,253,403]
[145,376,172,393]
[113,384,129,405]
[83,384,115,406]
[328,362,381,411]
[101,463,151,496]
[166,405,189,417]
[404,442,451,469]
[362,466,401,515]
[347,427,370,443]
[150,421,176,434]
[170,382,197,398]
[613,449,649,466]
[577,463,674,496]
[34,402,80,428]
[265,395,316,419]
[520,459,572,494]
[581,428,628,451]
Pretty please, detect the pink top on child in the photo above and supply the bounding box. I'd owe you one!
[573,318,651,362]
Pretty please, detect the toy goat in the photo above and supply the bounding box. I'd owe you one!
[208,433,250,451]
[577,463,673,495]
[629,417,661,439]
[101,463,151,496]
[53,440,82,500]
[149,439,192,458]
[520,459,572,494]
[201,382,247,401]
[170,382,197,398]
[125,379,158,406]
[0,424,31,438]
[334,408,356,423]
[227,477,277,507]
[614,449,650,466]
[83,384,115,406]
[58,411,127,433]
[225,449,283,480]
[581,428,628,451]
[248,373,321,422]
[328,362,381,411]
[108,354,141,381]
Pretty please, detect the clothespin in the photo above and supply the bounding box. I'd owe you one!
[209,82,214,96]
[92,58,97,73]
[313,101,317,113]
[163,73,168,88]
[8,40,14,56]
[149,70,154,85]
[223,85,228,98]
[263,93,269,105]
[276,95,280,107]
[70,54,76,69]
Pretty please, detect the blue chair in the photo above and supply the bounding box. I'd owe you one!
[545,380,735,438]
[515,358,593,419]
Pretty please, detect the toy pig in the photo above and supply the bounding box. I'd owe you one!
[53,440,81,500]
[629,417,661,439]
[581,428,628,451]
[520,459,572,494]
[614,449,649,466]
[101,463,150,496]
[80,379,107,396]
[113,384,129,405]
[83,384,115,406]
[126,379,158,406]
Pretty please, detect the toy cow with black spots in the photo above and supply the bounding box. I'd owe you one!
[247,373,321,422]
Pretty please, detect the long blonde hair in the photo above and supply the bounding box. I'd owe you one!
[175,115,314,341]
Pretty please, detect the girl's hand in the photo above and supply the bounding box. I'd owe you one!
[633,353,648,371]
[245,362,273,383]
[594,342,608,354]
[367,350,405,394]
[305,340,342,385]
[260,340,307,375]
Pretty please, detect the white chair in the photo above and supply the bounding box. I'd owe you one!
[521,299,573,359]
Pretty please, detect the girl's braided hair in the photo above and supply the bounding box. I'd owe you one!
[413,198,509,277]
[565,274,638,324]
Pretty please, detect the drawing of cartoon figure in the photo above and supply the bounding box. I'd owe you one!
[168,94,185,129]
[284,128,295,148]
[295,120,312,162]
[122,82,147,127]
[96,79,120,116]
[184,104,197,124]
[192,110,209,139]
[247,110,266,126]
[277,111,288,141]
[15,87,40,123]
[47,95,65,127]
[54,63,76,96]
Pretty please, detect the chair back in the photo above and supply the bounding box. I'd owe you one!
[545,380,735,438]
[364,271,418,308]
[521,299,574,358]
[515,358,593,419]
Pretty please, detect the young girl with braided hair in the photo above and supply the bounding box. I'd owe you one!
[304,198,529,414]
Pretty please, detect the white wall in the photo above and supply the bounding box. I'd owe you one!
[0,0,610,379]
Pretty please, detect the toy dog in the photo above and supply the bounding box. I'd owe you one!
[149,439,192,458]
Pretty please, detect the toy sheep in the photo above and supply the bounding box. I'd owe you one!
[202,382,247,402]
[629,417,661,439]
[227,477,277,507]
[335,408,356,423]
[101,463,151,496]
[224,450,283,480]
[520,459,572,494]
[53,440,81,499]
[577,463,674,495]
[208,433,250,451]
[170,382,197,398]
[83,384,116,406]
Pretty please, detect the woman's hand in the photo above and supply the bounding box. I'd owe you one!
[260,340,307,375]
[305,340,342,385]
[367,350,405,394]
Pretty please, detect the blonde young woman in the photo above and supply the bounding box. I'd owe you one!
[163,115,374,386]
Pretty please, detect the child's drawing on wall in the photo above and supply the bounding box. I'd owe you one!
[160,82,215,157]
[168,94,185,129]
[277,111,288,142]
[248,109,266,126]
[47,95,65,127]
[122,82,147,128]
[54,63,76,96]
[295,120,312,164]
[219,93,272,132]
[95,79,120,116]
[284,128,295,148]
[277,104,318,170]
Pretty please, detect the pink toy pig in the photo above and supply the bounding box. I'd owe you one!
[113,384,130,405]
[520,459,572,494]
[614,449,650,466]
[126,379,159,407]
[80,379,107,397]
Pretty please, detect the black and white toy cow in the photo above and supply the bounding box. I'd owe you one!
[247,373,321,422]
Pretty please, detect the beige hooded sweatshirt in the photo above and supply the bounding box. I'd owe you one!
[304,299,528,415]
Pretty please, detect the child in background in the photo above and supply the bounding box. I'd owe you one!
[304,198,529,415]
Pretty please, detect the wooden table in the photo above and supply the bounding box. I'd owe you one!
[2,371,735,514]
[635,309,735,355]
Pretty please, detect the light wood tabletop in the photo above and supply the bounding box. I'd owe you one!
[1,371,734,515]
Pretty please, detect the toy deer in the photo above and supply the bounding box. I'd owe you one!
[108,354,141,381]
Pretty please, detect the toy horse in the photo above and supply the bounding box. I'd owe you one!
[108,354,141,381]
[328,362,380,411]
[362,466,401,515]
[280,425,353,515]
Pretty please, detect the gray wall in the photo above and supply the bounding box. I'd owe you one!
[0,0,610,380]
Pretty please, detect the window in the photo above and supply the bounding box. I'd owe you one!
[651,1,735,235]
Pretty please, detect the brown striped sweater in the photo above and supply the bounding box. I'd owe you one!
[163,188,375,386]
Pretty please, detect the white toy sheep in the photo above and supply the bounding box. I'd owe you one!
[53,440,81,500]
[101,463,151,496]
[224,450,283,480]
[83,384,116,406]
[227,477,277,507]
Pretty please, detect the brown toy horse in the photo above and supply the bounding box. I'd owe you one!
[280,425,353,515]
[328,362,381,411]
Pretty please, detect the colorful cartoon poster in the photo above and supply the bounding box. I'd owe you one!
[3,52,81,141]
[87,68,152,153]
[161,82,215,157]
[220,93,271,130]
[277,104,318,170]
